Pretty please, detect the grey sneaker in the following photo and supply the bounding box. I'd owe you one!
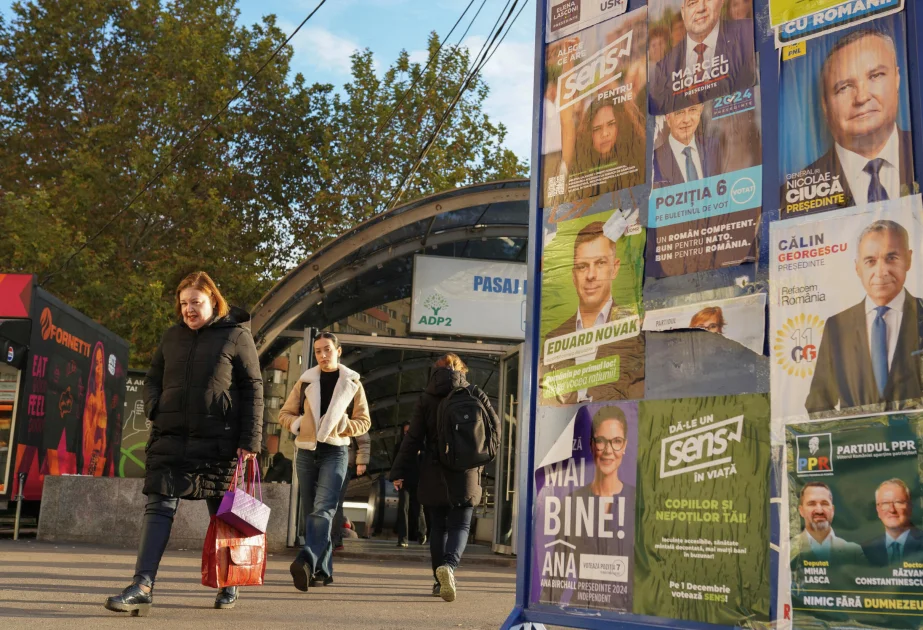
[435,565,456,602]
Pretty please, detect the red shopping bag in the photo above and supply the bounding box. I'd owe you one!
[201,515,267,588]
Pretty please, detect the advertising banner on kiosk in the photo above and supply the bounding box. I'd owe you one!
[542,7,648,206]
[782,412,923,629]
[545,0,629,42]
[778,13,917,218]
[643,293,767,355]
[634,394,772,625]
[538,206,646,406]
[532,401,638,612]
[647,0,757,116]
[769,196,923,425]
[12,290,129,499]
[647,87,762,277]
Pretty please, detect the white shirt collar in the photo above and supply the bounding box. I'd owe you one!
[576,298,613,330]
[806,528,835,550]
[669,133,695,152]
[835,126,900,186]
[686,23,720,59]
[886,529,911,547]
[865,288,905,317]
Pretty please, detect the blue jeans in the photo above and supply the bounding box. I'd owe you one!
[295,443,348,578]
[426,506,473,579]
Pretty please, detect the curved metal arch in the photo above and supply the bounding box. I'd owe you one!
[251,179,529,356]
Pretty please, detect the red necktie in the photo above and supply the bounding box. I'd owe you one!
[694,43,707,67]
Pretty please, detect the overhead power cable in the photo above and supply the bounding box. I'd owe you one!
[40,0,329,287]
[383,0,524,211]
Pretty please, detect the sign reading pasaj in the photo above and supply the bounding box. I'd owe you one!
[410,255,527,340]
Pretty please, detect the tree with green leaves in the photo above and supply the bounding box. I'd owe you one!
[0,0,527,366]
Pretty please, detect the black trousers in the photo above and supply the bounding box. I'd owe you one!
[133,493,221,587]
[397,484,426,542]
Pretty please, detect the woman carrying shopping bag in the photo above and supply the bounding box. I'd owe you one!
[104,271,263,616]
[279,331,370,591]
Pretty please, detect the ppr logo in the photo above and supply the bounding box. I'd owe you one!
[795,433,833,476]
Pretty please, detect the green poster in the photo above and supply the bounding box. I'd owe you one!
[786,413,923,629]
[538,208,646,406]
[634,395,771,626]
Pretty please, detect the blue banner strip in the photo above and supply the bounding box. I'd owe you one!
[648,165,763,228]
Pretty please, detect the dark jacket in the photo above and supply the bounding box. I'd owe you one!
[806,291,923,417]
[781,129,916,216]
[143,307,264,499]
[264,452,293,484]
[389,368,497,507]
[649,19,756,115]
[653,135,721,189]
[862,527,923,567]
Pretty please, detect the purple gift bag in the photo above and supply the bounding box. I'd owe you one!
[217,458,271,537]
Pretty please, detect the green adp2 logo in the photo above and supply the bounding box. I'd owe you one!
[418,294,453,327]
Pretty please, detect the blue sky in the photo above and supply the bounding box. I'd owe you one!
[2,0,537,159]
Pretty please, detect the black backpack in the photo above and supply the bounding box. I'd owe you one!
[435,385,499,471]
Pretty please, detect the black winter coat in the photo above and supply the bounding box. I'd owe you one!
[389,368,497,508]
[143,307,263,499]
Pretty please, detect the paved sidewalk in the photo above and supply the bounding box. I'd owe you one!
[0,539,518,629]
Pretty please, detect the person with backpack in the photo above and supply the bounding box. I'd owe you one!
[389,353,499,602]
[278,331,371,592]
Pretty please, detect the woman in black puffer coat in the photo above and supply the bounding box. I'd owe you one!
[390,353,498,603]
[105,271,263,616]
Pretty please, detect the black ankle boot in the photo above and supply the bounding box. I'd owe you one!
[214,586,239,609]
[105,583,153,616]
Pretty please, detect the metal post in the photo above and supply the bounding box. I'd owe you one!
[13,472,26,540]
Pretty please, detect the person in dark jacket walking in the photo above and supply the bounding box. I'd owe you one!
[394,422,426,547]
[104,271,263,616]
[390,354,498,602]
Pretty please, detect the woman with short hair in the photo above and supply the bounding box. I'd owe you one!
[105,271,263,616]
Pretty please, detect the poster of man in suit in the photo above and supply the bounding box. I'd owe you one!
[784,414,923,629]
[648,0,756,116]
[538,207,645,407]
[647,89,762,277]
[769,196,923,423]
[779,16,917,217]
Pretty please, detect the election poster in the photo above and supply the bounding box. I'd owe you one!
[647,87,762,277]
[779,14,917,218]
[770,0,893,27]
[783,413,923,629]
[647,0,757,116]
[634,395,771,625]
[542,7,647,207]
[539,206,645,407]
[643,293,766,355]
[769,196,923,425]
[774,0,904,48]
[545,0,628,43]
[532,402,638,612]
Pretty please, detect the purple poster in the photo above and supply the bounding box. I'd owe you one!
[532,401,638,612]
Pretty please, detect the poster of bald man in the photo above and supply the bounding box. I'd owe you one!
[779,16,918,217]
[648,0,757,116]
[538,207,645,407]
[769,196,923,424]
[782,413,923,629]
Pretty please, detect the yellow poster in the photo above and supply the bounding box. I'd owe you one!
[771,0,854,27]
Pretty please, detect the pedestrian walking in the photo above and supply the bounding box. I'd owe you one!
[333,432,370,551]
[279,332,371,591]
[394,422,426,547]
[390,354,499,602]
[105,271,263,616]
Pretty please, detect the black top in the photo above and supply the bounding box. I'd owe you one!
[319,369,340,418]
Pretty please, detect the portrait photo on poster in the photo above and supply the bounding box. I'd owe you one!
[779,13,918,218]
[542,7,648,207]
[770,196,923,424]
[538,206,646,407]
[643,292,767,355]
[531,401,639,613]
[647,86,762,277]
[647,0,756,116]
[784,413,923,629]
[633,394,771,626]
